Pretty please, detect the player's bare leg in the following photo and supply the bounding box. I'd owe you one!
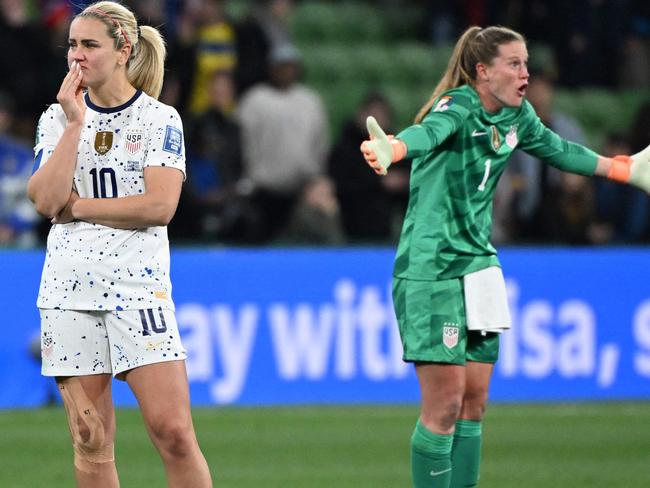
[459,361,493,420]
[57,374,119,488]
[416,363,465,433]
[125,361,212,487]
[410,363,465,487]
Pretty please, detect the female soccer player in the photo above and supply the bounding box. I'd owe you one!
[27,2,212,486]
[361,26,650,488]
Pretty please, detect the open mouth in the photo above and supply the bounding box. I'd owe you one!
[517,83,528,97]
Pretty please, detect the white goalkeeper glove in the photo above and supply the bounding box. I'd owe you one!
[608,144,650,192]
[628,145,650,192]
[359,116,407,176]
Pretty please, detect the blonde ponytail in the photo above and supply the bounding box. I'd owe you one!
[127,25,166,99]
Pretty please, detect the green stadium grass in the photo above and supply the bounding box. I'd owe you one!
[1,402,649,487]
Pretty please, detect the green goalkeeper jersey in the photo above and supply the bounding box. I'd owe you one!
[393,84,598,281]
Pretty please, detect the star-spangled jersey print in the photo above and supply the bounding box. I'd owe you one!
[33,90,186,311]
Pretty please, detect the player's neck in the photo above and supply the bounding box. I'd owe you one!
[87,79,138,109]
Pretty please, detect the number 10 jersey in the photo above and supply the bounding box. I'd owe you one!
[33,90,186,311]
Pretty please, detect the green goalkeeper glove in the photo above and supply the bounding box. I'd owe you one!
[360,116,407,176]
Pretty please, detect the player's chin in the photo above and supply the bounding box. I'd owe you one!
[507,94,525,107]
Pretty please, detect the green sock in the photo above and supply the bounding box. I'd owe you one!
[411,419,453,488]
[450,419,482,488]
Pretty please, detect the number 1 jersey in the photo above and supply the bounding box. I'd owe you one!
[393,85,597,281]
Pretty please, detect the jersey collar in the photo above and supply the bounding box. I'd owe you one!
[84,90,143,114]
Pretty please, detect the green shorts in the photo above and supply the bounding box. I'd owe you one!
[392,277,499,365]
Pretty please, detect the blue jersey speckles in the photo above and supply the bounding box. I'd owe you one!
[33,91,185,311]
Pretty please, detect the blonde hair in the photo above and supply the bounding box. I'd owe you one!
[414,26,525,123]
[78,1,166,99]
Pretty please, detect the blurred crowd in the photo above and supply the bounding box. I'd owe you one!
[1,0,649,248]
[423,0,650,90]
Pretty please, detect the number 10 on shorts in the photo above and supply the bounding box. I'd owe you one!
[139,308,168,336]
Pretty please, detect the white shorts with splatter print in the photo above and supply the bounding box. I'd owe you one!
[40,308,187,378]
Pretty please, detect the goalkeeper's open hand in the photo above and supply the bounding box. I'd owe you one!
[607,144,650,192]
[627,145,650,193]
[360,116,406,176]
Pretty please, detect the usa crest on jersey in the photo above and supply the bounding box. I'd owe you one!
[505,124,519,149]
[443,324,460,348]
[124,130,144,155]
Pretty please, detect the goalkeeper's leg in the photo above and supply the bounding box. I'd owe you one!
[412,363,465,488]
[450,359,495,488]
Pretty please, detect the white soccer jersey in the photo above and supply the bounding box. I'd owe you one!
[33,90,185,311]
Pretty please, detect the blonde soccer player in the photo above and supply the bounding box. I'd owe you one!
[361,25,650,488]
[28,2,212,486]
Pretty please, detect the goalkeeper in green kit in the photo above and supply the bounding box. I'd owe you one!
[360,26,650,488]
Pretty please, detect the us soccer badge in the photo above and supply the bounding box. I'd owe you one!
[94,131,114,155]
[505,125,519,149]
[124,130,144,155]
[443,323,460,348]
